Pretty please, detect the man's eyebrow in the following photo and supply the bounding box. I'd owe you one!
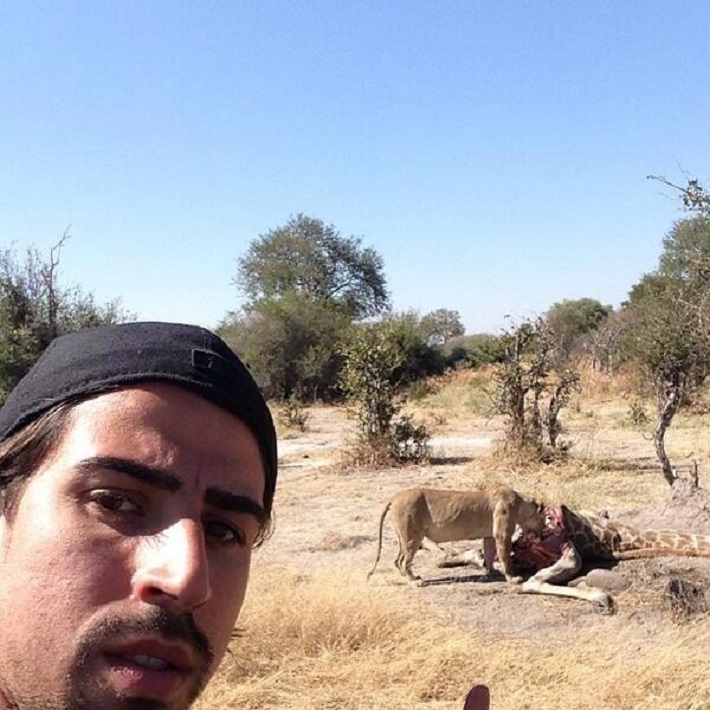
[75,456,267,525]
[75,456,182,492]
[206,487,268,526]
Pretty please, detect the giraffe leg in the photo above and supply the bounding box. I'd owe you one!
[436,547,486,569]
[525,544,582,585]
[520,545,615,613]
[522,578,614,613]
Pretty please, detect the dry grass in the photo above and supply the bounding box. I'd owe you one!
[197,568,710,709]
[408,368,497,422]
[576,363,641,401]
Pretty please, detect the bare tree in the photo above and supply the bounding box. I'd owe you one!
[0,234,131,402]
[625,183,710,485]
[494,318,579,461]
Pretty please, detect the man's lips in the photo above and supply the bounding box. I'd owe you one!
[105,638,196,672]
[99,637,204,700]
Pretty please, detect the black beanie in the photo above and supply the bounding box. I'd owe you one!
[0,322,277,514]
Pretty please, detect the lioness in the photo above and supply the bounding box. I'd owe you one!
[367,486,545,584]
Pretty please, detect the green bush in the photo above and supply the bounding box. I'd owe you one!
[340,322,430,466]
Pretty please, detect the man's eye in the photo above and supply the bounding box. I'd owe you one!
[203,519,245,546]
[90,490,142,514]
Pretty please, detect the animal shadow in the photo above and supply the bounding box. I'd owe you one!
[421,570,506,587]
[429,455,476,466]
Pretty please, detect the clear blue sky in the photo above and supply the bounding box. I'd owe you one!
[2,2,709,334]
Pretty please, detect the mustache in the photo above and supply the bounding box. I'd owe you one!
[77,606,214,671]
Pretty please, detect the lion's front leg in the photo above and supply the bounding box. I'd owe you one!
[481,536,497,575]
[493,514,521,583]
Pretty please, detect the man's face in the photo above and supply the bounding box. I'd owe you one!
[0,383,266,710]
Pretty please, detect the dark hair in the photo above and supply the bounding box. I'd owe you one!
[0,402,74,519]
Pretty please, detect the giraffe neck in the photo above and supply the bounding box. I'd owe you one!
[561,507,619,559]
[561,506,710,560]
[613,526,710,559]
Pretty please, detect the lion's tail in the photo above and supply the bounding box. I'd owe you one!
[367,500,393,579]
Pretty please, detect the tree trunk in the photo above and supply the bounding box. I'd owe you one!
[547,388,563,448]
[653,382,682,486]
[510,387,526,449]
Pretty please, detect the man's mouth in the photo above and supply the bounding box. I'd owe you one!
[100,639,200,700]
[106,639,194,671]
[125,654,175,671]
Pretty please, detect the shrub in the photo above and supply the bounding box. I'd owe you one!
[278,396,310,432]
[340,322,430,466]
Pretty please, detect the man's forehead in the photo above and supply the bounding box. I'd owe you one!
[67,382,251,427]
[59,384,266,484]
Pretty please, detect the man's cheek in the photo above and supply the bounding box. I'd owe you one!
[201,576,249,652]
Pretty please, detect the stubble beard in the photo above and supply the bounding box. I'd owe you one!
[1,606,214,710]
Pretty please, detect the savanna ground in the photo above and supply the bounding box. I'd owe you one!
[196,368,710,710]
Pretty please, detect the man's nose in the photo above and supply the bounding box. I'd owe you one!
[132,518,212,610]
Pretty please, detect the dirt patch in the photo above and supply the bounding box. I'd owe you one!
[608,478,710,532]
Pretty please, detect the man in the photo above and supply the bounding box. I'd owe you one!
[0,321,277,710]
